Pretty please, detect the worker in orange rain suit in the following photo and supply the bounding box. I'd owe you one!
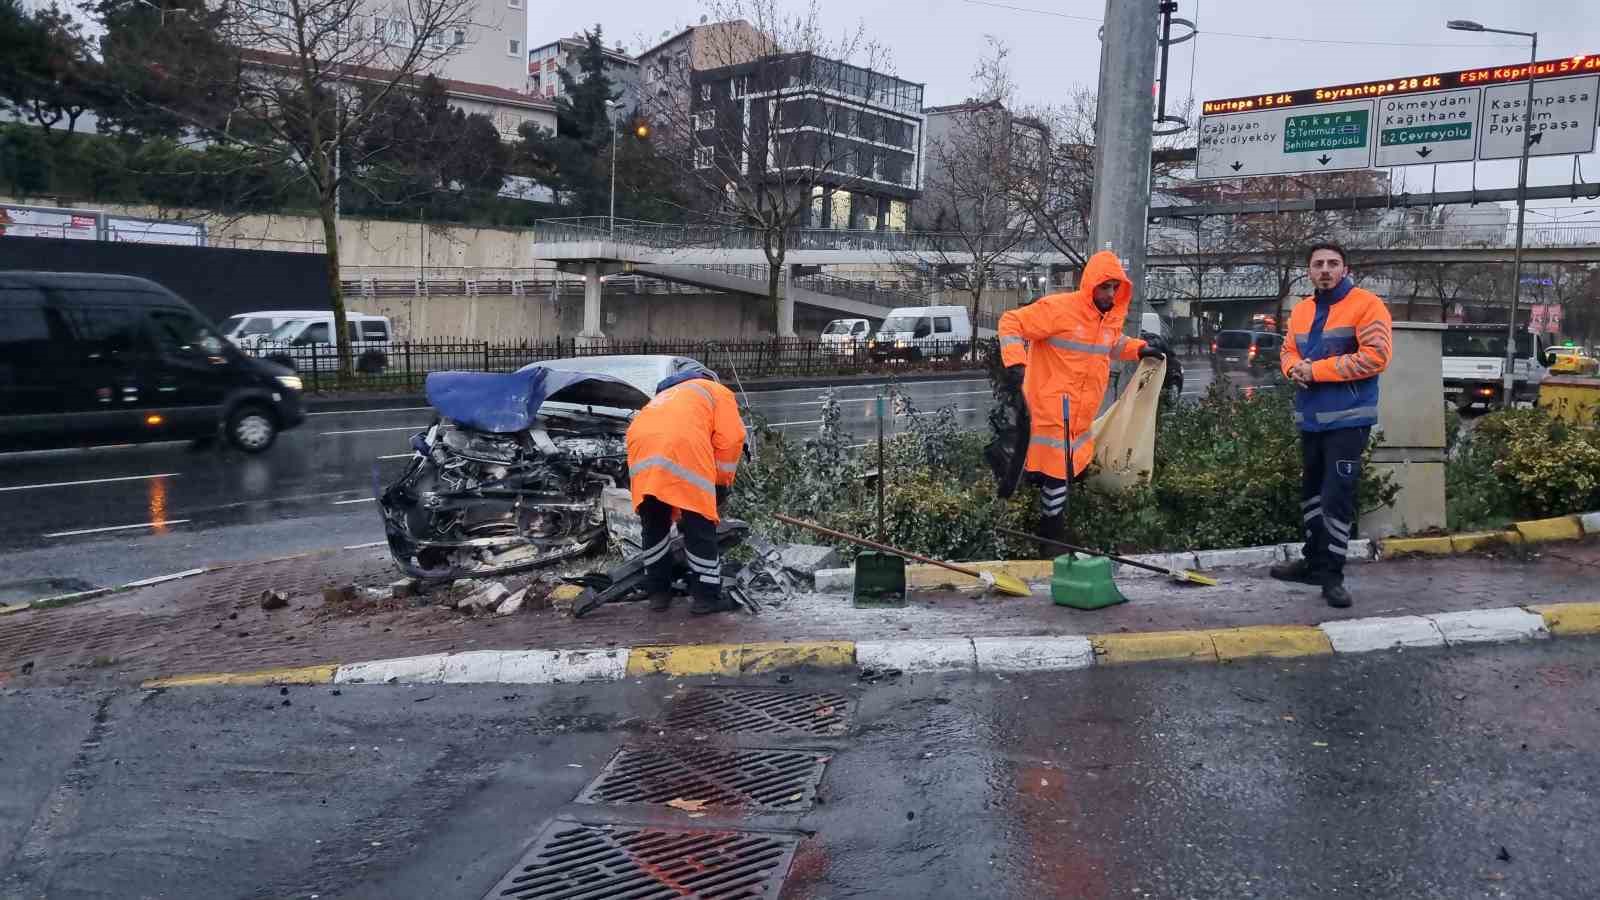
[627,360,747,616]
[997,250,1168,550]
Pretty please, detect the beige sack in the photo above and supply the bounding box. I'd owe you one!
[1087,358,1166,492]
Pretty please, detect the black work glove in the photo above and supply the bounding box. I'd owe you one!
[1004,364,1026,390]
[1139,335,1169,361]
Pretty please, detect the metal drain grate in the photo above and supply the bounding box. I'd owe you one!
[484,819,800,899]
[577,746,827,811]
[666,688,853,737]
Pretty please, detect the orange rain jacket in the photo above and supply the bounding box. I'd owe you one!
[997,250,1147,480]
[626,375,746,522]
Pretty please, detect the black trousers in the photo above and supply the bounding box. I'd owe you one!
[1300,427,1369,583]
[637,496,721,604]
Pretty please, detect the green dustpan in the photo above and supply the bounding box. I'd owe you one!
[1050,554,1126,610]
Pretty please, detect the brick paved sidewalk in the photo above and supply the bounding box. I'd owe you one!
[3,541,1597,688]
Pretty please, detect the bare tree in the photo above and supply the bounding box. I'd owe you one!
[645,0,898,333]
[907,38,1038,329]
[118,0,478,372]
[1013,87,1194,269]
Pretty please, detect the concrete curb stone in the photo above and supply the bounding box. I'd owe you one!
[141,602,1599,691]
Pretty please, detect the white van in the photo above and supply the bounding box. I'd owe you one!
[219,310,328,347]
[253,313,393,374]
[820,318,870,354]
[870,305,973,361]
[1140,311,1167,339]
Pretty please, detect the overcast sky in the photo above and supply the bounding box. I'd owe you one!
[534,0,1600,210]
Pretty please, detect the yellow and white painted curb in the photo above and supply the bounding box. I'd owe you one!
[139,602,1600,690]
[1379,513,1595,558]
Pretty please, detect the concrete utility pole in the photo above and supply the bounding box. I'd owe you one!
[1088,0,1160,340]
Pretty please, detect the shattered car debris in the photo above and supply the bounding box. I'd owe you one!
[379,355,699,579]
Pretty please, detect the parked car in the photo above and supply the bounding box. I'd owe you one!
[379,354,694,579]
[820,317,870,354]
[1212,330,1283,372]
[0,271,305,453]
[252,313,393,374]
[218,310,328,347]
[870,305,973,361]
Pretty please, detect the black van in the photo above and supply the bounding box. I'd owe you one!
[0,272,305,453]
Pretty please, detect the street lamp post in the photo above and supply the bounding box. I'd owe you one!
[1447,19,1538,409]
[605,99,618,235]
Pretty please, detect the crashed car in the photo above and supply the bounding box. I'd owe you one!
[378,355,702,579]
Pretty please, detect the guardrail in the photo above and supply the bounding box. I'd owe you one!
[242,337,995,393]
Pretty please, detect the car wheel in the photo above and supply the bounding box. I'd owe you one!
[357,350,388,375]
[227,404,278,453]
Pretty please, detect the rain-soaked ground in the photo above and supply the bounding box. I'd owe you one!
[3,638,1594,899]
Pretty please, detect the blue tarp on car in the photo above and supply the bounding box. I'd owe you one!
[425,364,651,433]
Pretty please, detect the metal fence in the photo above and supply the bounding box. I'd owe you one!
[244,337,994,393]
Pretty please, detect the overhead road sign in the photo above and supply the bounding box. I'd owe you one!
[1198,54,1600,179]
[1374,87,1482,167]
[1478,74,1598,160]
[1198,100,1374,179]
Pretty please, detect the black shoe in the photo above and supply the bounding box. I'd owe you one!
[647,591,672,612]
[1323,582,1353,609]
[689,596,723,616]
[1270,558,1324,586]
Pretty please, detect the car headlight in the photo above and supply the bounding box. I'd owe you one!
[276,375,304,392]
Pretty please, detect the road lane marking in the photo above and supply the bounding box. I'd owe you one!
[343,540,387,550]
[332,498,376,505]
[320,425,429,436]
[307,406,434,417]
[44,520,191,538]
[777,389,994,407]
[0,473,179,492]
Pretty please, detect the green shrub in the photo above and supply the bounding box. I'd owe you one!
[726,380,1400,562]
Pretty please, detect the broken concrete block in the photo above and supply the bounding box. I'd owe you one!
[390,578,420,599]
[778,544,842,579]
[259,590,288,611]
[496,587,529,616]
[362,587,391,602]
[602,487,643,554]
[461,582,509,613]
[321,585,356,605]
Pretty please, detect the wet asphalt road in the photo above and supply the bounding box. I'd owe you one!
[2,639,1595,899]
[0,364,1239,596]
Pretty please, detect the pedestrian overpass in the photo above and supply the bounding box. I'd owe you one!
[529,217,1600,337]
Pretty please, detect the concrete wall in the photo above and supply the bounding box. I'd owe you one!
[346,288,837,342]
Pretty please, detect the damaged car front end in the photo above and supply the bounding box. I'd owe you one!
[379,357,684,580]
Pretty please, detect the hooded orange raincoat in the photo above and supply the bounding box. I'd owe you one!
[626,376,746,522]
[997,250,1147,480]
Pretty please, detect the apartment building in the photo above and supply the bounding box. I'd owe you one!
[237,0,552,141]
[527,35,639,111]
[919,99,1047,231]
[687,52,925,231]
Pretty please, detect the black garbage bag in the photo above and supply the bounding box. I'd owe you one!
[984,380,1030,499]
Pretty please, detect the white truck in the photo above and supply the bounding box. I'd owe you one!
[1442,324,1552,411]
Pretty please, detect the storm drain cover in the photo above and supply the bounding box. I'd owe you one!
[483,819,800,899]
[577,746,827,811]
[666,687,853,737]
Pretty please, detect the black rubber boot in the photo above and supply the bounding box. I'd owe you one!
[647,591,673,612]
[1270,558,1324,586]
[689,595,724,616]
[1323,581,1353,609]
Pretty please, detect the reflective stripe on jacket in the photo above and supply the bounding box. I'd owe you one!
[1280,278,1393,433]
[626,375,746,522]
[997,250,1146,479]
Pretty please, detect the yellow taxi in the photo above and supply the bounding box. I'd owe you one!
[1549,350,1600,376]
